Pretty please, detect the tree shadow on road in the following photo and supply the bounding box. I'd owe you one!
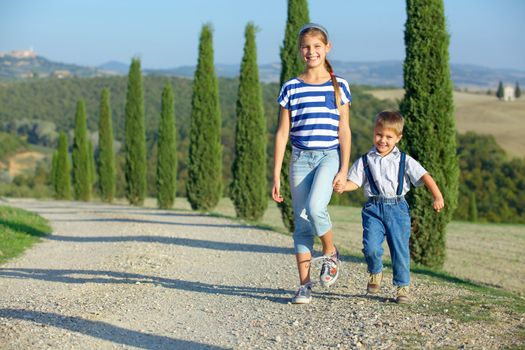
[0,268,293,304]
[0,308,226,349]
[51,217,272,231]
[45,234,295,255]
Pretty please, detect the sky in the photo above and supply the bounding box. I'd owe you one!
[1,0,524,71]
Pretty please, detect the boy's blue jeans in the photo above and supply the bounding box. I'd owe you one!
[361,197,411,286]
[290,148,339,254]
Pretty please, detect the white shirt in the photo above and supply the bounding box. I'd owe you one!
[347,146,427,198]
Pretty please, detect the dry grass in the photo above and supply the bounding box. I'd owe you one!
[367,89,525,159]
[7,151,46,177]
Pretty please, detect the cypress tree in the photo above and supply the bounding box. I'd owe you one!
[54,131,71,199]
[72,100,91,201]
[186,23,222,211]
[124,58,147,206]
[496,81,504,99]
[156,83,177,209]
[278,0,310,232]
[51,152,58,190]
[515,82,521,98]
[87,138,96,188]
[400,0,459,268]
[230,23,268,221]
[97,88,116,202]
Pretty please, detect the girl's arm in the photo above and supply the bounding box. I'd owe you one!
[332,103,351,187]
[272,107,291,203]
[421,173,445,212]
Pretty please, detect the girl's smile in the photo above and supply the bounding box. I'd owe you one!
[300,34,331,69]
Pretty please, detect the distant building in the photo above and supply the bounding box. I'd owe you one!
[503,85,515,101]
[52,70,72,78]
[9,50,37,59]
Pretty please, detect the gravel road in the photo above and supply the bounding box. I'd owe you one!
[0,198,522,349]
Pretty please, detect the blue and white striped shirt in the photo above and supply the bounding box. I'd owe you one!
[278,76,352,150]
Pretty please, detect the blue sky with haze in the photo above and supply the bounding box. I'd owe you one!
[1,0,524,71]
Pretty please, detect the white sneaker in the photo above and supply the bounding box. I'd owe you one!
[292,282,313,304]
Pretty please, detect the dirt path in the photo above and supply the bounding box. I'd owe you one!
[0,199,522,349]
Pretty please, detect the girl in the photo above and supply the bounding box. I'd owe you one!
[272,23,352,304]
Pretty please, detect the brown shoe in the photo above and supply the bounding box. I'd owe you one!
[396,286,410,304]
[367,272,383,294]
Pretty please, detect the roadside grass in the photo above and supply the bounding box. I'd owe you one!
[410,266,525,326]
[0,205,52,264]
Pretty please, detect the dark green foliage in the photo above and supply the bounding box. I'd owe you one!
[230,23,268,221]
[156,83,177,209]
[278,0,310,232]
[87,138,96,188]
[71,100,91,201]
[147,139,158,197]
[0,131,26,161]
[187,24,222,211]
[515,82,521,98]
[53,132,71,199]
[454,132,525,223]
[400,0,459,268]
[468,191,478,222]
[279,0,310,85]
[124,58,147,206]
[97,88,115,202]
[496,81,504,99]
[51,152,57,190]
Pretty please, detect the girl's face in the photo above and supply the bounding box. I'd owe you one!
[373,127,402,157]
[299,33,331,69]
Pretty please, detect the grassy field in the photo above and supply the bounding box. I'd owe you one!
[366,89,525,159]
[197,198,525,295]
[0,205,52,264]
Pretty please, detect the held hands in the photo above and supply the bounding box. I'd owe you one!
[333,179,345,194]
[332,172,347,194]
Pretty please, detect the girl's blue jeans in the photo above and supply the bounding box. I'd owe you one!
[361,197,411,286]
[290,147,339,254]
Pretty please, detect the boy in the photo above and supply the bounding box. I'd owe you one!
[334,110,444,303]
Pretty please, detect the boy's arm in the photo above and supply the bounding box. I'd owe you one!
[421,173,444,212]
[344,180,359,192]
[334,179,359,193]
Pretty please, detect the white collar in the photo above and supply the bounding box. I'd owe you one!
[368,146,400,159]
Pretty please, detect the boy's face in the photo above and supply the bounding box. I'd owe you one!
[373,127,402,156]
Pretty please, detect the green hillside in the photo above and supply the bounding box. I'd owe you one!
[1,76,524,223]
[0,76,394,201]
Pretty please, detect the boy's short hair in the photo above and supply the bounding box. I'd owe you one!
[374,110,404,135]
